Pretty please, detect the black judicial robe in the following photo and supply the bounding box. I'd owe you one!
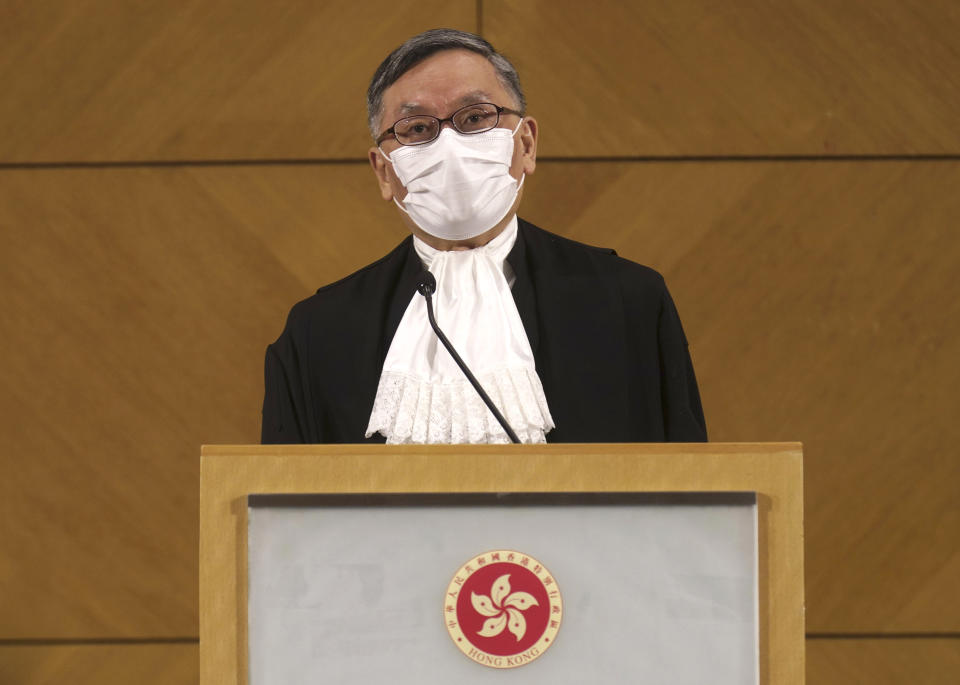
[261,219,707,444]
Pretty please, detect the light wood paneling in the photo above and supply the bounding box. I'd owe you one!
[7,1,959,162]
[522,160,960,632]
[486,0,960,156]
[807,638,960,685]
[0,643,197,685]
[0,164,404,637]
[2,160,957,638]
[0,0,475,163]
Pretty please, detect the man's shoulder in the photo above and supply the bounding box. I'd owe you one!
[518,218,666,290]
[313,235,413,295]
[284,236,413,327]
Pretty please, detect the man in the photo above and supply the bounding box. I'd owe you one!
[262,29,706,444]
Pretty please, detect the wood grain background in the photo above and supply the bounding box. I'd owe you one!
[1,1,957,681]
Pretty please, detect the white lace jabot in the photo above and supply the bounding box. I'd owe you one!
[365,216,555,444]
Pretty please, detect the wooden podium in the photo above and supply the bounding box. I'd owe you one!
[200,443,804,683]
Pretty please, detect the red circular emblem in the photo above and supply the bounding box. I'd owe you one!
[444,550,562,669]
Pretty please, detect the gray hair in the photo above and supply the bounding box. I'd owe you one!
[366,28,526,137]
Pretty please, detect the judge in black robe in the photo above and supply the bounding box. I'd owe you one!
[262,218,706,444]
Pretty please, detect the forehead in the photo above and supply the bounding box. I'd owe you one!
[381,49,512,120]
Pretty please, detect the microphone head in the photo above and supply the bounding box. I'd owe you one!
[417,270,437,297]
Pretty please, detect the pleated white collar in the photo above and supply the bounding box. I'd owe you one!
[365,216,555,443]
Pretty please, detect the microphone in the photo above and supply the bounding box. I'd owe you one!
[415,271,521,444]
[417,271,436,297]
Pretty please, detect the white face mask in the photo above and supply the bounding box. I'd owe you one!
[380,121,524,241]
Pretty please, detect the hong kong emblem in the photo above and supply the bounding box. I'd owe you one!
[443,550,562,669]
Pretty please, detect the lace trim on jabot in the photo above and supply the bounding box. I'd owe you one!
[365,366,555,444]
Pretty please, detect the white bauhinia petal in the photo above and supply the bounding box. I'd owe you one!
[477,613,507,637]
[471,592,500,617]
[503,591,539,611]
[490,574,512,607]
[506,607,527,641]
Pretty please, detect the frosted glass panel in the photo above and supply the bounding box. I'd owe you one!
[248,493,757,684]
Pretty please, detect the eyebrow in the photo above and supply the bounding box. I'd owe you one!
[398,91,494,115]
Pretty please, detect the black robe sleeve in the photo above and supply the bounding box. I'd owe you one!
[261,325,310,444]
[657,284,707,441]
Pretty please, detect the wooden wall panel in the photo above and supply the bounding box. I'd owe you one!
[806,638,960,685]
[7,1,958,162]
[0,0,475,163]
[2,161,956,638]
[0,643,197,685]
[521,160,960,632]
[0,164,404,637]
[486,0,960,157]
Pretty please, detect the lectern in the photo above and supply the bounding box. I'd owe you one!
[200,443,804,683]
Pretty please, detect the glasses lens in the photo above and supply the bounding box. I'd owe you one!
[453,103,499,134]
[394,116,439,145]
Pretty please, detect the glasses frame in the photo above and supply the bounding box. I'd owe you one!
[375,102,525,147]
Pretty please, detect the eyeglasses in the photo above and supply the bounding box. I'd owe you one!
[376,102,524,147]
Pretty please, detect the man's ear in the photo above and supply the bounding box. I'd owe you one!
[368,147,394,201]
[518,116,538,176]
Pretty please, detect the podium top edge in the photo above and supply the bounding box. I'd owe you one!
[200,442,803,458]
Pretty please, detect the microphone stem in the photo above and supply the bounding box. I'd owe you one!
[423,293,522,444]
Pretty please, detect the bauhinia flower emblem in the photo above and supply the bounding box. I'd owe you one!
[471,573,539,640]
